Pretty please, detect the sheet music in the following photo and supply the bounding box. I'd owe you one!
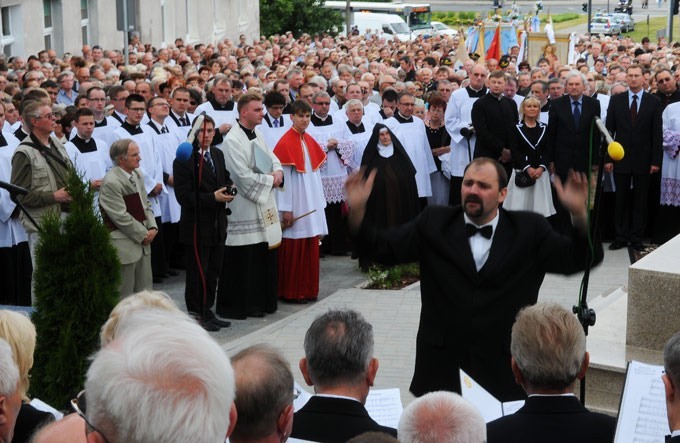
[460,368,504,422]
[292,381,403,429]
[365,388,403,429]
[614,361,670,443]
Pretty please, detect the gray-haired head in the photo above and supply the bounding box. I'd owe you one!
[231,344,294,441]
[398,391,486,443]
[664,332,680,387]
[510,302,586,390]
[303,309,374,388]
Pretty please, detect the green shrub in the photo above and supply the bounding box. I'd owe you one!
[366,263,420,289]
[30,167,120,408]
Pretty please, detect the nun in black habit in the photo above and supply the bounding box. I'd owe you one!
[357,123,420,270]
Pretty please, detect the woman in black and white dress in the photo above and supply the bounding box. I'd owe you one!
[504,96,555,217]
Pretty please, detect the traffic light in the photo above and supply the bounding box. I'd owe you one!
[582,2,588,12]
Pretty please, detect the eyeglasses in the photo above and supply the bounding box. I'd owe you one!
[36,113,54,120]
[71,390,110,443]
[658,77,673,84]
[314,102,330,106]
[151,102,169,107]
[128,107,146,113]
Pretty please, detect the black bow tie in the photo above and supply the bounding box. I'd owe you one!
[465,223,493,239]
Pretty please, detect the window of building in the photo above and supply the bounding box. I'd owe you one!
[0,6,16,58]
[81,0,89,44]
[43,0,53,49]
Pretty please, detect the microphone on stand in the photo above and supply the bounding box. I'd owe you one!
[0,180,28,195]
[175,114,206,161]
[594,117,625,161]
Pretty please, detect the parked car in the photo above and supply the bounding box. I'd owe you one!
[608,12,635,32]
[590,16,622,35]
[614,0,633,14]
[431,21,458,37]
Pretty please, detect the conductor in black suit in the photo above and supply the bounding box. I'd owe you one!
[471,70,519,176]
[291,309,398,442]
[173,116,233,332]
[346,158,603,402]
[605,64,663,251]
[663,333,680,442]
[486,302,616,442]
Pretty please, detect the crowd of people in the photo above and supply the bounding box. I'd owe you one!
[0,25,679,442]
[1,293,679,443]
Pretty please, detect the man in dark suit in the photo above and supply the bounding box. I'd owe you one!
[231,344,295,443]
[471,70,519,177]
[663,333,680,442]
[346,158,603,402]
[546,71,602,232]
[291,309,398,442]
[546,71,602,181]
[173,116,233,331]
[605,64,663,251]
[486,302,616,442]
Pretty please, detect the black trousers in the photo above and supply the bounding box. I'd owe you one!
[184,243,223,318]
[151,216,168,277]
[613,172,651,244]
[217,243,278,318]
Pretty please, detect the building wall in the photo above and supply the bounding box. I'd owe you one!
[0,0,259,59]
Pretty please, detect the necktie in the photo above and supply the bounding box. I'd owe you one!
[204,151,215,174]
[573,101,581,130]
[161,126,168,134]
[465,223,493,239]
[180,116,188,126]
[273,118,279,128]
[631,94,638,125]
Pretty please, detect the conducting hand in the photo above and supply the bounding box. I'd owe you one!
[553,170,588,220]
[344,168,377,231]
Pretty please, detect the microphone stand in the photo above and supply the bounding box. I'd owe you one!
[8,193,43,235]
[573,119,603,406]
[191,136,210,326]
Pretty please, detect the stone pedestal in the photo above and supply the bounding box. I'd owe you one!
[627,236,680,350]
[584,235,680,414]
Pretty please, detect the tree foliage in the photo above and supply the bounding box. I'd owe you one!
[30,167,120,408]
[260,0,344,37]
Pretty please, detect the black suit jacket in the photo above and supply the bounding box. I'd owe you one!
[510,121,548,170]
[668,435,680,442]
[173,146,232,246]
[291,396,397,443]
[545,95,601,177]
[605,91,663,174]
[358,206,603,401]
[472,93,519,161]
[487,396,616,443]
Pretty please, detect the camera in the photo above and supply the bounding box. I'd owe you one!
[223,185,238,196]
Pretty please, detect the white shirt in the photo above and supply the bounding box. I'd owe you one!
[464,211,500,271]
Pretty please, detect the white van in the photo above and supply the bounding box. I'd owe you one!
[351,12,411,42]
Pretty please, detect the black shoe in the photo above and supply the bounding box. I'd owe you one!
[248,311,265,318]
[208,317,232,328]
[632,242,645,251]
[153,275,165,284]
[200,320,220,332]
[280,298,308,304]
[166,269,179,277]
[608,241,628,250]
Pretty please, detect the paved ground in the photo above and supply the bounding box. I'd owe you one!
[158,243,633,408]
